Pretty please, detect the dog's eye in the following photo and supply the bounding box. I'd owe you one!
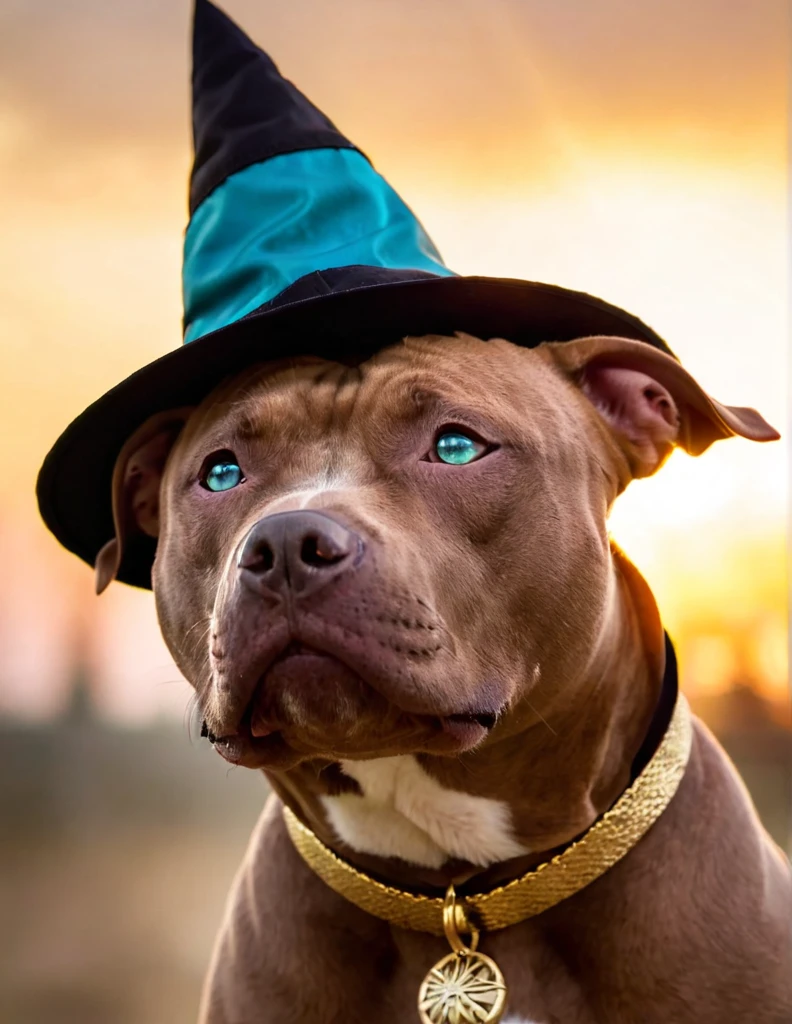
[200,451,245,492]
[434,432,487,465]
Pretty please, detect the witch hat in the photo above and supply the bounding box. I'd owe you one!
[37,0,674,590]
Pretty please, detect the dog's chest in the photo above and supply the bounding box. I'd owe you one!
[320,754,527,868]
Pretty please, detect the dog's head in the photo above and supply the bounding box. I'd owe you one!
[95,334,777,770]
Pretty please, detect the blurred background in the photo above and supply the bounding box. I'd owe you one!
[0,0,789,1021]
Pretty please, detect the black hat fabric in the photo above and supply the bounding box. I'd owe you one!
[36,0,675,589]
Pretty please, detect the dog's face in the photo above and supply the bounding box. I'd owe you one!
[97,333,776,770]
[151,334,616,770]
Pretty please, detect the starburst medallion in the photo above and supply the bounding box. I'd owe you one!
[418,950,507,1024]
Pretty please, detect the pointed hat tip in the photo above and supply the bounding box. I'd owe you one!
[193,0,258,60]
[194,0,225,22]
[189,0,359,213]
[192,0,220,34]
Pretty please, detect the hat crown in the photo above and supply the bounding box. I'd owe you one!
[184,0,453,344]
[190,0,357,214]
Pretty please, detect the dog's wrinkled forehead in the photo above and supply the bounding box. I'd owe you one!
[177,334,563,463]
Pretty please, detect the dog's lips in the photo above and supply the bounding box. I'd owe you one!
[247,641,328,738]
[207,642,375,764]
[211,728,288,768]
[447,711,498,730]
[207,707,500,768]
[439,711,498,747]
[204,639,504,765]
[249,641,375,735]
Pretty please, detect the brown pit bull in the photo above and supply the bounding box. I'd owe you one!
[96,332,791,1024]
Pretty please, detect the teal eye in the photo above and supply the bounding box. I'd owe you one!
[201,453,244,492]
[435,432,486,465]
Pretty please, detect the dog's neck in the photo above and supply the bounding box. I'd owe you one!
[266,545,667,893]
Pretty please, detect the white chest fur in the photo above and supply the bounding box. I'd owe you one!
[320,755,527,869]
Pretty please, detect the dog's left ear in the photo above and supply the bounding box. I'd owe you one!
[542,336,779,478]
[94,407,195,594]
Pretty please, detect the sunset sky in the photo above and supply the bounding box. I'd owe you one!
[0,0,788,721]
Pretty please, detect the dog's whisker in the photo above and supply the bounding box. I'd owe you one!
[176,627,214,674]
[181,616,214,652]
[183,692,204,743]
[183,614,213,638]
[523,698,558,737]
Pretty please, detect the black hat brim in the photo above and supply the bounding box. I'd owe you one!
[36,274,673,589]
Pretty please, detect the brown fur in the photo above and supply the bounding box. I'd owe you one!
[99,334,790,1023]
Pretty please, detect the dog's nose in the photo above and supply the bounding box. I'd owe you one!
[237,511,363,599]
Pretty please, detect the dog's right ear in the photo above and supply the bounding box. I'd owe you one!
[94,408,194,594]
[539,336,779,478]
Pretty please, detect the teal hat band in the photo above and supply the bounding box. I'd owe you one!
[183,147,454,343]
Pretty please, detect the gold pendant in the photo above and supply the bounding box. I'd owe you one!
[418,948,506,1023]
[417,885,507,1024]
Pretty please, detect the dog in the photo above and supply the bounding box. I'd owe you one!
[96,331,791,1023]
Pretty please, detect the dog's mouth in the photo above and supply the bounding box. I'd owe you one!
[201,641,501,767]
[202,709,499,759]
[447,711,498,730]
[437,710,499,748]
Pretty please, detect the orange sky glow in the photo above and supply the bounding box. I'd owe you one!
[0,0,788,722]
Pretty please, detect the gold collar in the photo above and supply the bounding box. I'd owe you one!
[283,693,692,935]
[284,694,692,1023]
